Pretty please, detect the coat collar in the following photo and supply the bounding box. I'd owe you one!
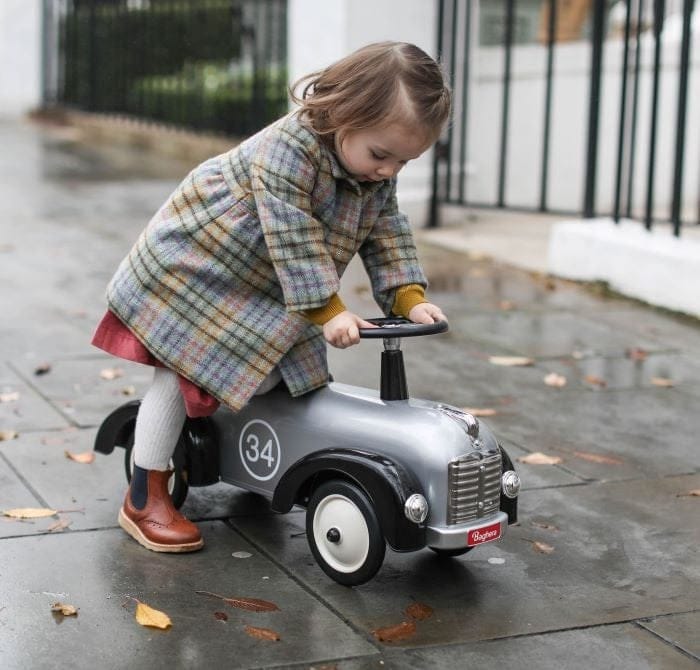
[322,143,386,198]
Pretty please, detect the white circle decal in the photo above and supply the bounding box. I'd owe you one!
[239,419,281,481]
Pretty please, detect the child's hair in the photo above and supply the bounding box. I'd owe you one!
[291,41,451,142]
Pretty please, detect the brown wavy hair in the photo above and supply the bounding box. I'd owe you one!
[291,41,451,143]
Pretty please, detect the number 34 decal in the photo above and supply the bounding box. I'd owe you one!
[239,419,281,481]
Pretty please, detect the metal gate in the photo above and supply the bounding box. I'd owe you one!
[431,0,698,236]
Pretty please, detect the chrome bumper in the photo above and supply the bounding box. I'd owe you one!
[426,511,509,550]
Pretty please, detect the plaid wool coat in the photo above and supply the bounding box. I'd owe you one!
[105,112,427,411]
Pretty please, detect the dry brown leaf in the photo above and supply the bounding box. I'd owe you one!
[121,385,137,396]
[626,347,649,361]
[583,374,607,388]
[135,601,172,629]
[100,367,124,380]
[676,489,700,497]
[47,518,72,532]
[0,430,19,442]
[517,452,563,465]
[405,602,434,621]
[372,620,417,643]
[650,376,674,388]
[544,372,567,388]
[195,590,279,612]
[572,451,624,465]
[0,391,19,403]
[489,356,535,367]
[498,300,516,311]
[34,363,52,376]
[51,602,78,616]
[461,407,498,417]
[3,507,57,519]
[531,521,559,532]
[244,625,280,641]
[532,541,555,554]
[213,611,228,621]
[64,450,95,464]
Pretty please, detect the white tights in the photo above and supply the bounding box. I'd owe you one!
[133,366,282,471]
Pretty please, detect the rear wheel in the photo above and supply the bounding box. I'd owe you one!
[306,480,385,586]
[123,433,189,509]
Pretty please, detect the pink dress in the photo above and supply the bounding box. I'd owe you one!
[92,311,220,417]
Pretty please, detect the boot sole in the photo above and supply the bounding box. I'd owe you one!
[118,508,204,553]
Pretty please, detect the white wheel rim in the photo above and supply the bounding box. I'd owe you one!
[129,448,176,495]
[313,493,370,573]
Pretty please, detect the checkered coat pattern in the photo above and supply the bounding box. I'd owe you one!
[106,112,427,411]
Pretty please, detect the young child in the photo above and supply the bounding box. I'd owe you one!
[92,41,450,553]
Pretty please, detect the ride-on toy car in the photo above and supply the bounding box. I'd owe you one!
[95,318,520,586]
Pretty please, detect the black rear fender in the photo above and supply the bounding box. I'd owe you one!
[93,400,141,455]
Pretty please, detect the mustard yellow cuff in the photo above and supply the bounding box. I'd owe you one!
[392,284,428,318]
[303,293,347,326]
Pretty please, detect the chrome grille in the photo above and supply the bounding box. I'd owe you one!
[447,452,502,524]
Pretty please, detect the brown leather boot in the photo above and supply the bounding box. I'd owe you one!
[118,469,203,553]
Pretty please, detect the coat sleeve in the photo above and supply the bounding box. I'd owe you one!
[250,126,340,312]
[358,180,428,315]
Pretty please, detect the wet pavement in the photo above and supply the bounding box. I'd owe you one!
[0,118,699,669]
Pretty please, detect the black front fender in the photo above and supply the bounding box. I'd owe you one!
[93,400,141,455]
[272,448,426,551]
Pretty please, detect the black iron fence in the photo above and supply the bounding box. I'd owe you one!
[41,0,288,137]
[431,0,698,236]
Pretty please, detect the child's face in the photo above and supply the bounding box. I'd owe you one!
[335,123,432,183]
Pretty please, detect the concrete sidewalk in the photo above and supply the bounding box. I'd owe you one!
[0,118,698,670]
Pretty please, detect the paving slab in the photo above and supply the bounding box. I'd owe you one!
[232,474,700,648]
[0,456,46,538]
[333,623,700,669]
[638,611,700,659]
[0,524,377,670]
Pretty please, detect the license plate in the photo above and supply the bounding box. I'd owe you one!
[467,521,502,547]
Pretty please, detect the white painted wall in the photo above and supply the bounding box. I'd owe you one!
[288,0,438,216]
[0,0,42,118]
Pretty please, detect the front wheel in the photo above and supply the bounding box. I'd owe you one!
[123,433,189,509]
[306,480,385,587]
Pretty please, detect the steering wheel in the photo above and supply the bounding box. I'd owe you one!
[358,317,448,339]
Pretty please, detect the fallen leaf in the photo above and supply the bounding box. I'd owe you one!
[195,591,279,612]
[0,430,19,442]
[134,601,172,629]
[498,300,516,310]
[488,356,535,367]
[47,518,72,532]
[244,625,280,641]
[120,385,137,396]
[517,452,563,465]
[100,367,124,380]
[51,602,78,616]
[34,363,52,376]
[231,551,253,559]
[532,541,555,554]
[64,450,95,464]
[372,620,417,643]
[405,602,433,621]
[213,611,228,622]
[626,347,649,361]
[544,372,567,388]
[0,391,19,403]
[461,407,498,417]
[3,507,57,519]
[583,374,607,387]
[676,489,700,497]
[531,521,559,532]
[572,451,624,465]
[650,376,674,388]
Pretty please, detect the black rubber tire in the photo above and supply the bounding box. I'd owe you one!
[306,479,386,586]
[123,433,189,510]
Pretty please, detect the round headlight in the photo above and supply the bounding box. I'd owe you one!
[501,471,521,499]
[404,493,429,524]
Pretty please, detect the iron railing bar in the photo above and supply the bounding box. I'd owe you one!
[583,0,606,218]
[670,0,695,236]
[497,0,515,208]
[445,0,458,201]
[428,0,446,228]
[539,0,556,212]
[613,0,633,223]
[644,0,666,231]
[458,0,472,204]
[625,0,644,218]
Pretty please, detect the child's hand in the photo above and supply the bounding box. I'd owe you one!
[408,302,447,324]
[323,311,377,348]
